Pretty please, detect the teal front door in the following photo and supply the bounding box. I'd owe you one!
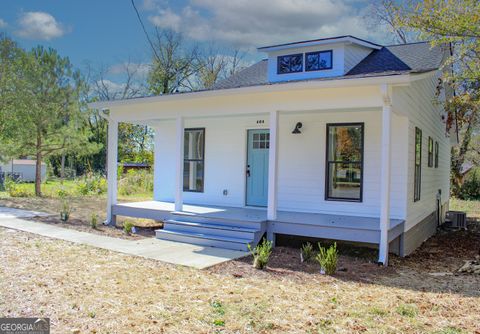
[246,129,269,207]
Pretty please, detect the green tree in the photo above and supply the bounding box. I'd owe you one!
[84,61,153,169]
[396,0,480,193]
[0,40,96,195]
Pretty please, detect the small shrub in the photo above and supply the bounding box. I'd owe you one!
[56,187,68,198]
[316,242,338,275]
[8,186,32,197]
[118,169,153,196]
[60,200,72,222]
[90,214,98,229]
[211,300,225,315]
[123,221,134,235]
[76,173,107,196]
[5,178,32,197]
[248,239,273,270]
[396,304,418,318]
[300,242,315,262]
[213,319,225,327]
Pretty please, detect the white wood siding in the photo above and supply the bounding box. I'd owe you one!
[392,73,451,231]
[277,110,407,218]
[154,108,409,219]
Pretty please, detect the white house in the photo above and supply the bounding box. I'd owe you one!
[90,36,453,265]
[0,159,47,182]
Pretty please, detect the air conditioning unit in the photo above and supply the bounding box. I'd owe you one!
[446,211,467,230]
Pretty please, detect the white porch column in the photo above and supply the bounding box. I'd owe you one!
[106,119,118,225]
[267,110,279,221]
[153,126,162,201]
[174,116,184,211]
[379,85,392,265]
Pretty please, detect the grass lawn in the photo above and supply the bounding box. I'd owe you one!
[0,191,479,332]
[450,198,480,218]
[0,179,152,200]
[1,226,479,333]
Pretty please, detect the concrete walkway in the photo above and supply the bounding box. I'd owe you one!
[0,207,247,269]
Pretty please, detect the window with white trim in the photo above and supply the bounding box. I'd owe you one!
[184,128,205,192]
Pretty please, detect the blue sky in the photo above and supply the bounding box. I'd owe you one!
[0,0,391,84]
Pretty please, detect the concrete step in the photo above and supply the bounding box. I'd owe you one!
[165,219,259,240]
[155,229,252,251]
[171,211,264,229]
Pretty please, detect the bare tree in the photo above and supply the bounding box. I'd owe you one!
[83,60,152,172]
[228,49,247,77]
[85,59,147,101]
[147,29,201,94]
[366,0,417,44]
[197,44,228,89]
[197,45,247,90]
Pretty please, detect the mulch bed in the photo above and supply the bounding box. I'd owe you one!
[209,246,396,283]
[25,215,157,240]
[391,218,480,272]
[210,219,480,295]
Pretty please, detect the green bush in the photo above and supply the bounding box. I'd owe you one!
[301,242,315,262]
[248,239,273,270]
[5,178,32,197]
[90,214,98,229]
[123,221,134,235]
[76,173,107,196]
[118,169,153,196]
[316,242,338,275]
[56,187,68,198]
[458,169,480,200]
[60,200,72,222]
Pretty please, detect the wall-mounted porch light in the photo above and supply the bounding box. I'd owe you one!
[292,122,303,134]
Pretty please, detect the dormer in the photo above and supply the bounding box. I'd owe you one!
[258,35,382,83]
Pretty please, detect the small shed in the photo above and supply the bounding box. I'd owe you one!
[121,162,151,174]
[0,159,47,182]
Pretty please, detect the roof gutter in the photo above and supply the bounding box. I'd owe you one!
[88,71,436,109]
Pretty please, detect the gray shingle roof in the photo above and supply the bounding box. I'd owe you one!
[214,60,268,90]
[347,42,445,75]
[214,41,445,90]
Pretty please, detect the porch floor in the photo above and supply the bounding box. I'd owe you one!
[113,201,405,244]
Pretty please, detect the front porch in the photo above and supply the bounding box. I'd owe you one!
[96,82,402,264]
[113,201,405,253]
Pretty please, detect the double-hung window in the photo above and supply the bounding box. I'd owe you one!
[184,128,205,192]
[326,123,364,201]
[414,127,422,202]
[428,137,434,167]
[434,141,439,168]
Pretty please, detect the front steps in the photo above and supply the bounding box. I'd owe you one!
[155,213,265,251]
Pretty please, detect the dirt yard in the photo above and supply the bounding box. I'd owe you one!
[0,217,479,333]
[0,196,161,239]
